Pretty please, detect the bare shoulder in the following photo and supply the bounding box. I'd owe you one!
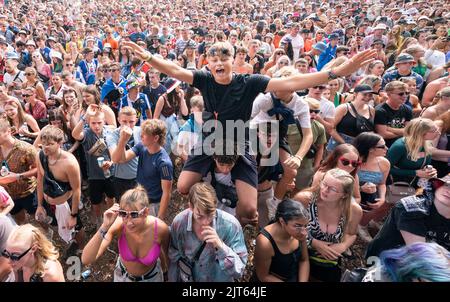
[377,157,391,171]
[43,259,65,282]
[293,190,312,207]
[256,227,275,256]
[350,201,363,218]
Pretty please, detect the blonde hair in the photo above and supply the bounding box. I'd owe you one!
[324,168,355,232]
[7,224,59,276]
[273,66,297,78]
[188,182,217,214]
[190,96,204,110]
[118,106,137,117]
[141,119,167,146]
[404,118,434,161]
[120,185,150,210]
[385,80,408,92]
[303,97,321,110]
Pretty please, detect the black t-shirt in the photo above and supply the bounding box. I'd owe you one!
[192,70,270,124]
[143,84,167,113]
[366,195,450,259]
[374,102,412,147]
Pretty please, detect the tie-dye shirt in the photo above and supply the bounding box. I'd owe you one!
[168,209,248,282]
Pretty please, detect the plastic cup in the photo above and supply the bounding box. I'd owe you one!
[97,157,104,168]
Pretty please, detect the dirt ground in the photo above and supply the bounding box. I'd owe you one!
[38,180,371,282]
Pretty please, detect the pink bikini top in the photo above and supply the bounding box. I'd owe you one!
[118,219,161,266]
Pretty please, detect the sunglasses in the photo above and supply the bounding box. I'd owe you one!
[22,94,32,97]
[110,69,119,72]
[312,86,326,90]
[375,144,387,149]
[393,92,410,97]
[2,247,32,261]
[115,207,146,219]
[339,157,361,168]
[309,109,320,114]
[65,64,74,66]
[24,73,34,76]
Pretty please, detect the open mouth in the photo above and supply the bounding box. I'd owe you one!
[215,68,225,75]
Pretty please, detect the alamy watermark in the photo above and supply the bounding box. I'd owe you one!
[166,118,281,166]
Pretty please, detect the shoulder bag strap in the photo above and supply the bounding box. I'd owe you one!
[193,241,207,261]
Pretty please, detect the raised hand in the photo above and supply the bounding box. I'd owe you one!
[102,203,120,230]
[119,125,133,142]
[334,49,378,77]
[121,41,149,61]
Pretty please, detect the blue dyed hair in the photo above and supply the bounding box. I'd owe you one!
[380,242,450,282]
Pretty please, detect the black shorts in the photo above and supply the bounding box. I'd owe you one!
[309,256,342,282]
[88,179,116,205]
[183,146,258,188]
[112,177,138,201]
[10,193,37,216]
[67,198,83,231]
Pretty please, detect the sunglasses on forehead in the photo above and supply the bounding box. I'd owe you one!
[208,47,232,57]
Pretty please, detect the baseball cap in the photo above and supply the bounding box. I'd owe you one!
[328,33,339,40]
[126,77,140,90]
[313,42,327,53]
[373,24,387,31]
[354,84,375,94]
[6,51,19,61]
[163,78,181,94]
[371,39,385,47]
[428,174,450,192]
[395,53,415,64]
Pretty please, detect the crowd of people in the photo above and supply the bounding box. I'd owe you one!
[0,0,449,282]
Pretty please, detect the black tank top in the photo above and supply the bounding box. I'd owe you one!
[259,228,302,282]
[336,103,373,137]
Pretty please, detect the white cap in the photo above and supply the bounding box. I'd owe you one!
[50,50,62,60]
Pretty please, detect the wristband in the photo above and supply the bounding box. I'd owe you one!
[327,69,339,80]
[294,155,303,161]
[99,228,108,240]
[144,52,153,63]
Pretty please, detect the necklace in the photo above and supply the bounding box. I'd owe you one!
[48,150,62,165]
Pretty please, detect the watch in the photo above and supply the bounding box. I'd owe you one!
[327,69,339,80]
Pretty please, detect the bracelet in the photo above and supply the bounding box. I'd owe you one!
[294,155,303,161]
[327,69,339,80]
[99,228,108,240]
[144,52,153,63]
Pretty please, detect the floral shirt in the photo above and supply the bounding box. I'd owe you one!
[168,209,248,282]
[0,139,37,199]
